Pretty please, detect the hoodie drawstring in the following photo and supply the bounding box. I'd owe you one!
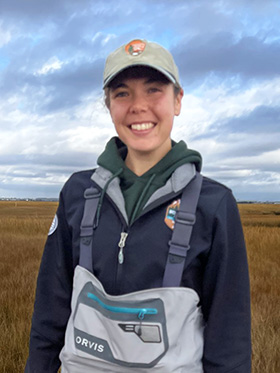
[95,168,123,228]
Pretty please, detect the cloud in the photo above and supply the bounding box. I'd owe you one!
[35,57,64,76]
[0,23,12,47]
[0,0,279,200]
[0,0,76,23]
[191,104,280,147]
[173,34,280,86]
[221,105,280,134]
[1,58,104,113]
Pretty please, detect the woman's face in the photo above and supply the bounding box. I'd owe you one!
[108,77,183,162]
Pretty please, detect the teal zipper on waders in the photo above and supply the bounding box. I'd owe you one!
[87,292,158,320]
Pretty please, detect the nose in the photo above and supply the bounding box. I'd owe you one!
[129,93,148,114]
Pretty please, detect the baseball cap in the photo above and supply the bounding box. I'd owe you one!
[103,39,181,89]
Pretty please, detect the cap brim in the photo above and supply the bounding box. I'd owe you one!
[103,63,177,89]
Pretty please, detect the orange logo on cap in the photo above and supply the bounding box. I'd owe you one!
[125,39,146,56]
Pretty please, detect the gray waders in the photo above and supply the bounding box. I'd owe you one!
[60,173,204,372]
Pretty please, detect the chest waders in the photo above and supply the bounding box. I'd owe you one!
[60,173,204,372]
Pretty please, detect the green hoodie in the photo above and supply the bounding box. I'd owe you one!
[97,137,202,225]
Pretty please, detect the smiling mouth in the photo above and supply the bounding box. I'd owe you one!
[130,122,155,131]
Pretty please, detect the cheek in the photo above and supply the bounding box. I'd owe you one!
[109,109,126,139]
[109,102,126,125]
[159,101,177,123]
[109,106,120,126]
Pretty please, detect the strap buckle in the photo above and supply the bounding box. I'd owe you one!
[167,241,191,263]
[175,211,196,225]
[84,188,101,199]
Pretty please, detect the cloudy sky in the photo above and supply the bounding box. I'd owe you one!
[0,0,279,201]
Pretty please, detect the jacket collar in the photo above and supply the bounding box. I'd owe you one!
[91,163,196,225]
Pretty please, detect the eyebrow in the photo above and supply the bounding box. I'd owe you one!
[110,78,165,91]
[110,82,128,91]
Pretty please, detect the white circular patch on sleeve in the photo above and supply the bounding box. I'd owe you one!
[48,214,58,236]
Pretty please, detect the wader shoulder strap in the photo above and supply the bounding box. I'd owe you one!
[79,187,101,272]
[162,172,203,287]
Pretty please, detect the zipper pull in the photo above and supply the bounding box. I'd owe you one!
[137,310,145,336]
[118,232,128,264]
[138,310,146,320]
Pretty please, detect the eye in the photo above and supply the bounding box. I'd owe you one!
[114,91,129,98]
[147,87,161,93]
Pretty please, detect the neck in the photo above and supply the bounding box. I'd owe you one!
[125,155,156,176]
[125,143,172,176]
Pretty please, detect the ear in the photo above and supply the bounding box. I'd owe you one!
[174,88,184,116]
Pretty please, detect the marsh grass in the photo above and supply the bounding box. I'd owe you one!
[0,201,57,372]
[0,201,279,372]
[239,204,280,372]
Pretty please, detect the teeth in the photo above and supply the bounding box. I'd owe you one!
[131,123,154,131]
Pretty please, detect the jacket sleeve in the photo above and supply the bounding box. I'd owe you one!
[25,191,74,373]
[202,190,251,372]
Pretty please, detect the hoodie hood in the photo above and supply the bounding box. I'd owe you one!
[97,137,202,224]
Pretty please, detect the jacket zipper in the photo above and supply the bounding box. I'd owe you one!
[115,228,129,294]
[118,231,128,264]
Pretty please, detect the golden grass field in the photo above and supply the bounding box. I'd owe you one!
[0,200,279,372]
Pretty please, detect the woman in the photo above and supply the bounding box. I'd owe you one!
[26,39,251,372]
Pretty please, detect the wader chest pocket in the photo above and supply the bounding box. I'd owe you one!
[73,282,168,368]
